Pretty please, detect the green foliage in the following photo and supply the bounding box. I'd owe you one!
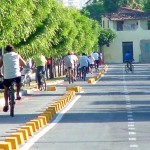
[142,0,150,12]
[81,2,105,22]
[98,29,116,49]
[0,0,100,59]
[103,0,119,12]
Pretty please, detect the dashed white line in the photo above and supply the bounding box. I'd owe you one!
[130,144,138,148]
[129,132,136,135]
[129,138,136,141]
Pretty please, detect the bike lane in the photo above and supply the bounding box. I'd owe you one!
[20,64,150,150]
[0,83,66,141]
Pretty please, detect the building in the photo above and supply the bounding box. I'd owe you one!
[102,7,150,63]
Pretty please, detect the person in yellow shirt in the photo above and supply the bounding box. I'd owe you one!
[32,54,47,90]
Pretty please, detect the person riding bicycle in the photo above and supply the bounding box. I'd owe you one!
[79,53,90,78]
[63,51,77,80]
[92,51,99,70]
[88,54,95,74]
[124,51,134,70]
[32,54,47,90]
[71,52,78,81]
[0,44,26,112]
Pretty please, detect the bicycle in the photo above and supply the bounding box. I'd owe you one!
[94,60,99,72]
[81,66,87,81]
[39,71,47,91]
[67,67,74,84]
[8,82,16,117]
[125,62,134,73]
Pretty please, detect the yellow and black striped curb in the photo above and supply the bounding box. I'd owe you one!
[0,87,82,150]
[88,65,108,84]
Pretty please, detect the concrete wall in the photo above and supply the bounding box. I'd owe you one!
[102,18,150,63]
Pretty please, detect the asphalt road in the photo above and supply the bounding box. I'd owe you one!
[1,63,150,150]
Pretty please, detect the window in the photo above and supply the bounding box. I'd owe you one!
[103,20,105,28]
[117,21,123,31]
[108,20,109,28]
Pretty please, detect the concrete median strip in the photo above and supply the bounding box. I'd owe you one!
[5,137,19,150]
[0,88,79,149]
[88,65,108,84]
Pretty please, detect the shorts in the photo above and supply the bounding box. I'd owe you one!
[3,76,21,88]
[89,64,94,68]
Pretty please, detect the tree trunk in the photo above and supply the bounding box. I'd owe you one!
[49,57,54,79]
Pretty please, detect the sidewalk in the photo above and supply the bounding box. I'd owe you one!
[0,77,64,102]
[21,79,64,96]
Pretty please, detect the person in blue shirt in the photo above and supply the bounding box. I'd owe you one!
[124,51,134,69]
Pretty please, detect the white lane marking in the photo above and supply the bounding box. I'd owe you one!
[129,132,136,135]
[20,91,84,150]
[130,144,138,148]
[128,122,135,124]
[123,72,138,148]
[128,118,134,121]
[128,128,135,130]
[129,138,136,141]
[128,124,134,127]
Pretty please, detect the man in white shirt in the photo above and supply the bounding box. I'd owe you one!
[92,51,99,69]
[63,52,77,80]
[0,45,26,112]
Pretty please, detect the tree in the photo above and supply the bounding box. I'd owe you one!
[98,29,116,51]
[142,0,150,12]
[80,2,105,22]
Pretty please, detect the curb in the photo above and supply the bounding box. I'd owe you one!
[20,80,64,96]
[0,80,64,102]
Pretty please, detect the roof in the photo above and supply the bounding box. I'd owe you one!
[104,7,150,21]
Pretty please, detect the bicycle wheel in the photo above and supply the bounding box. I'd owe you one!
[42,78,47,91]
[25,75,31,86]
[68,68,71,84]
[82,67,86,81]
[130,65,134,73]
[9,86,15,117]
[125,65,129,73]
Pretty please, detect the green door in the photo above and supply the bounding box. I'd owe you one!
[122,42,133,63]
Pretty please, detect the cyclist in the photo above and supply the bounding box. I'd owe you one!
[92,51,99,70]
[63,51,77,80]
[79,53,90,78]
[32,54,47,90]
[124,51,134,70]
[0,44,26,112]
[88,55,95,74]
[71,52,78,81]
